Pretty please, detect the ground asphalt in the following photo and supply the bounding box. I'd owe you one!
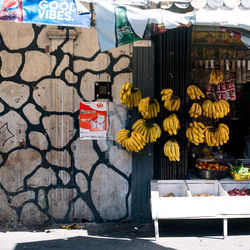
[0,219,250,250]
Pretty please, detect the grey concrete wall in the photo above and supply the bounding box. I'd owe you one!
[0,22,133,225]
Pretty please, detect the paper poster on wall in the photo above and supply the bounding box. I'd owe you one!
[80,102,107,140]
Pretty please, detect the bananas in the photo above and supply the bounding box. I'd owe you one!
[204,123,229,147]
[186,121,206,146]
[132,119,161,143]
[161,88,181,111]
[163,140,180,161]
[163,114,180,135]
[187,85,205,100]
[116,129,146,152]
[209,69,223,85]
[161,89,181,161]
[189,103,202,118]
[161,88,173,101]
[202,100,230,119]
[120,82,142,108]
[138,97,160,119]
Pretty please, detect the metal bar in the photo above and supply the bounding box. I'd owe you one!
[154,219,159,241]
[223,218,228,239]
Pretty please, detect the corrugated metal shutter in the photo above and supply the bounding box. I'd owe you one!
[131,44,155,223]
[131,27,192,222]
[153,27,192,180]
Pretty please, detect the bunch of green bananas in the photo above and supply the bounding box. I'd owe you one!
[161,88,180,111]
[132,119,161,143]
[187,85,205,100]
[186,121,206,146]
[189,103,202,118]
[163,114,180,135]
[120,82,142,108]
[116,129,146,152]
[138,97,160,119]
[204,123,229,147]
[202,100,230,119]
[209,69,223,85]
[163,139,180,161]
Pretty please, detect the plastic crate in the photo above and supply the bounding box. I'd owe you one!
[230,172,250,181]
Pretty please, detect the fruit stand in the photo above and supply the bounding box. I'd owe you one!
[151,179,250,240]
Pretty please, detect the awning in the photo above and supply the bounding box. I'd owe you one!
[93,0,250,51]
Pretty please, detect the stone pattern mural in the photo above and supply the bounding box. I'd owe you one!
[0,23,132,225]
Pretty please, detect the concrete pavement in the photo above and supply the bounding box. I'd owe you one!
[0,219,250,250]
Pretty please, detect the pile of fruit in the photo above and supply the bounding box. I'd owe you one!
[227,187,250,196]
[193,193,216,197]
[195,161,229,171]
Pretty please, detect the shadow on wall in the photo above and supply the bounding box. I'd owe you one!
[14,236,175,250]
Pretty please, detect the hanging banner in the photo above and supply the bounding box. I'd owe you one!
[94,1,195,51]
[79,102,107,140]
[0,0,91,27]
[94,1,250,52]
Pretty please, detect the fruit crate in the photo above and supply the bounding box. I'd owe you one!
[157,180,190,197]
[230,172,250,180]
[186,180,226,197]
[151,179,250,240]
[185,180,228,217]
[219,180,250,215]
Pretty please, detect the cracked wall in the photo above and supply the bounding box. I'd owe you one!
[0,22,133,225]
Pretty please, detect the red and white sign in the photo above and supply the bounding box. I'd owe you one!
[80,102,107,140]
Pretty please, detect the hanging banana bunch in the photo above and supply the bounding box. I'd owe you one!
[120,82,142,108]
[204,123,230,147]
[163,139,180,162]
[138,97,160,119]
[116,129,146,152]
[161,88,180,111]
[132,119,161,143]
[186,121,206,146]
[187,85,205,100]
[202,99,230,119]
[189,103,202,118]
[163,114,180,135]
[209,69,223,85]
